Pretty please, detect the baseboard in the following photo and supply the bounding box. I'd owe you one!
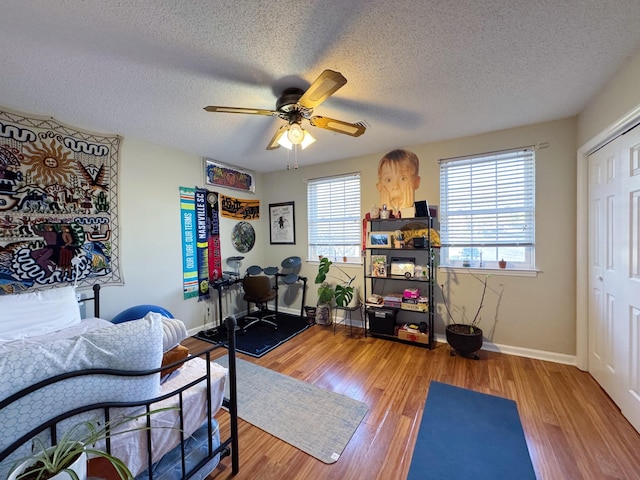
[191,314,577,367]
[433,333,577,366]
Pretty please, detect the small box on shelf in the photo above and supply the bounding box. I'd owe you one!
[400,301,428,312]
[398,324,430,344]
[403,288,420,299]
[383,292,403,308]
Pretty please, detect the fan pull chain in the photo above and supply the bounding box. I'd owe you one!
[286,145,300,170]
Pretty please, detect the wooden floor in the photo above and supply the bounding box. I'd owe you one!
[183,324,640,480]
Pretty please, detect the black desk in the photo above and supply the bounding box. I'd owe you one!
[210,273,308,328]
[211,276,242,328]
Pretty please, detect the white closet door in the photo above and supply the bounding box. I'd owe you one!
[588,125,640,432]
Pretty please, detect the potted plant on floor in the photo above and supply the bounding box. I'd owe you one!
[441,275,490,360]
[314,257,356,325]
[9,408,174,480]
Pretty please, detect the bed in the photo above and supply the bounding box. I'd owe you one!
[0,285,239,480]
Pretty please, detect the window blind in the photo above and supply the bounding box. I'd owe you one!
[307,173,361,257]
[439,147,535,247]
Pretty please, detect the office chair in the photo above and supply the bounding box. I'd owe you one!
[242,275,278,333]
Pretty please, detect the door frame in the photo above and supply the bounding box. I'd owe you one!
[576,103,640,370]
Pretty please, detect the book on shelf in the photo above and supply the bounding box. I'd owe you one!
[401,302,428,312]
[383,293,404,303]
[371,255,387,277]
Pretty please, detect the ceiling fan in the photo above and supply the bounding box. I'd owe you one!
[204,69,366,150]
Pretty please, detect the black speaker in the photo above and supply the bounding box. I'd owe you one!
[413,237,427,248]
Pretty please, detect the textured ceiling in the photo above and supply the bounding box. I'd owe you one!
[1,0,640,173]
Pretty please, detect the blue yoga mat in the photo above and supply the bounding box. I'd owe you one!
[408,381,537,480]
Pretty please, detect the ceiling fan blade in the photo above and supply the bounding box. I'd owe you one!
[204,106,277,116]
[266,125,288,150]
[297,70,347,110]
[309,116,366,137]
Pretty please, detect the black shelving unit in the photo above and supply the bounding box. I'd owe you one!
[363,216,437,349]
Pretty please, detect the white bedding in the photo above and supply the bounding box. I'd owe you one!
[0,286,82,342]
[104,357,228,477]
[0,317,113,354]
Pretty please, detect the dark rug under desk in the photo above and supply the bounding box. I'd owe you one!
[195,312,311,358]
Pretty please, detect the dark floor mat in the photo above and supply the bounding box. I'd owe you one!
[195,312,311,358]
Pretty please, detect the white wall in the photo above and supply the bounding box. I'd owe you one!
[74,116,577,356]
[574,45,640,369]
[578,48,640,145]
[74,46,640,356]
[90,137,267,333]
[262,117,578,356]
[76,116,577,356]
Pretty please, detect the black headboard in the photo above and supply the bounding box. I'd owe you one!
[79,284,101,318]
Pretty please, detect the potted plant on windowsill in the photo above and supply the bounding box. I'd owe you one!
[314,257,356,325]
[441,275,490,360]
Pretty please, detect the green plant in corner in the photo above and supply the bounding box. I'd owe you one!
[315,257,355,307]
[9,408,176,480]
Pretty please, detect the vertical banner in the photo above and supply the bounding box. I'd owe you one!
[179,187,198,299]
[194,188,210,300]
[180,187,221,301]
[206,191,222,282]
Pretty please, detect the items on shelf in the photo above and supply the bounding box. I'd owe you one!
[398,324,430,344]
[371,255,387,277]
[403,288,421,299]
[390,257,415,277]
[383,293,403,308]
[401,296,429,312]
[367,308,397,335]
[363,214,436,349]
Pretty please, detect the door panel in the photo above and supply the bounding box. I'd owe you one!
[588,142,617,397]
[621,130,640,429]
[588,125,640,432]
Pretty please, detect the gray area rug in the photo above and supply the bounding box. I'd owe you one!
[215,357,368,463]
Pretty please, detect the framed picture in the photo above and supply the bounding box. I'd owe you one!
[371,255,387,277]
[204,159,256,193]
[367,231,394,248]
[269,202,295,244]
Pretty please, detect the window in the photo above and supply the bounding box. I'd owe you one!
[439,147,535,269]
[307,173,361,263]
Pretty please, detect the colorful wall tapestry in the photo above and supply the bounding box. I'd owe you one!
[219,193,260,220]
[0,109,121,294]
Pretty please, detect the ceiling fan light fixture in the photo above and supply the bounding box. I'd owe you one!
[300,130,316,149]
[277,133,293,150]
[278,122,316,150]
[287,123,305,144]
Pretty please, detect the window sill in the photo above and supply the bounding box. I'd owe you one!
[437,266,539,277]
[307,260,363,267]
